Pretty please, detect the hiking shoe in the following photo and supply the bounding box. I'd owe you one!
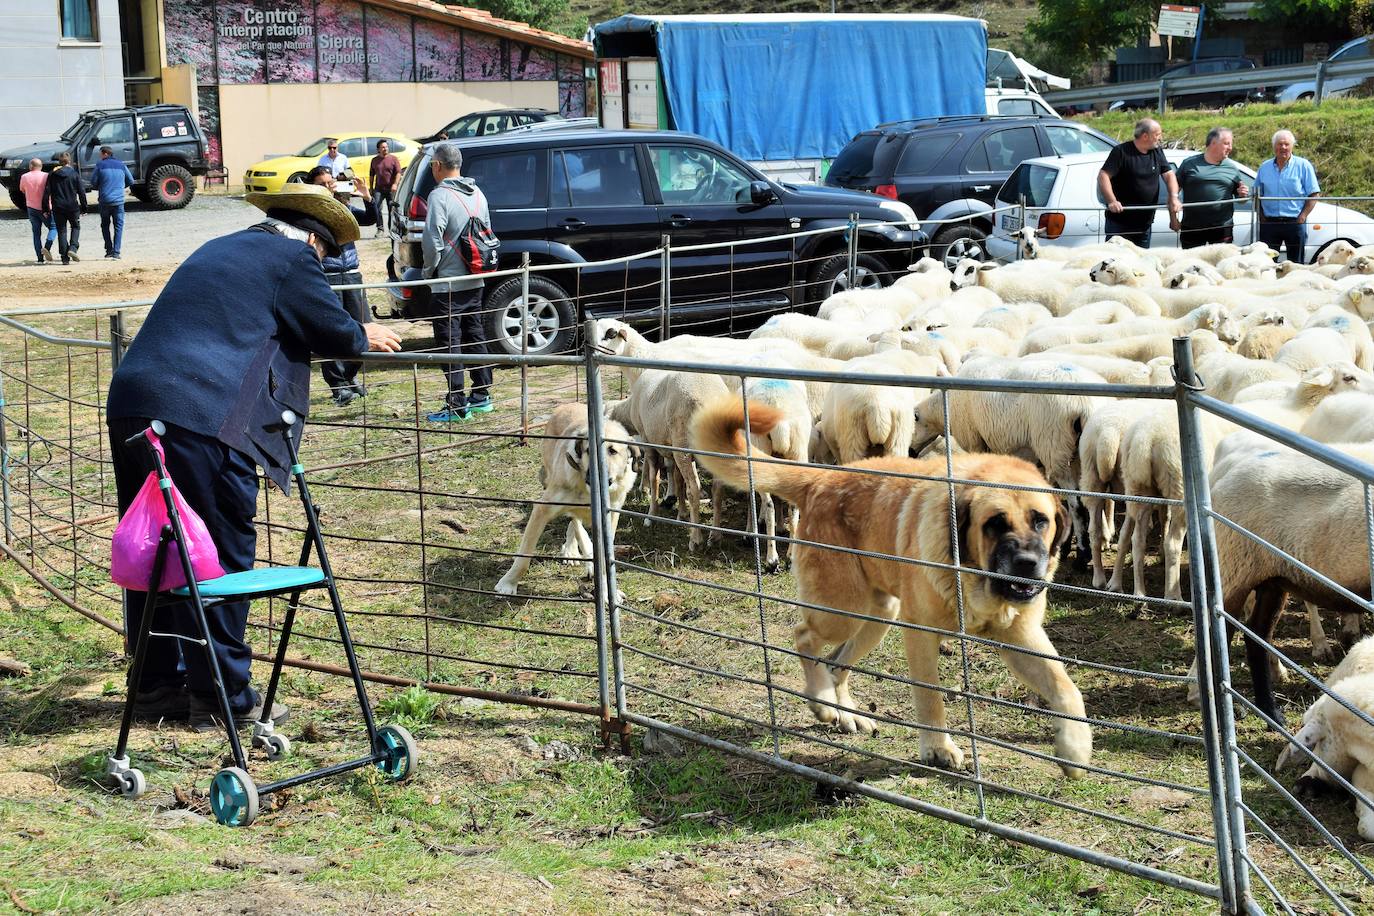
[427,405,468,423]
[42,247,53,262]
[332,388,359,407]
[466,398,494,416]
[69,251,79,262]
[133,684,189,721]
[189,689,290,734]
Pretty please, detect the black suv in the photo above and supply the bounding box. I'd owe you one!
[386,129,925,355]
[0,104,209,211]
[825,116,1115,264]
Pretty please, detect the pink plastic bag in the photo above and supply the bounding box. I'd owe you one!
[110,430,225,591]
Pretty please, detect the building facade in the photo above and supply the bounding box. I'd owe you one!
[0,1,127,152]
[121,0,593,184]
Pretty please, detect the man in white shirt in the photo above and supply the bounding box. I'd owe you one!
[317,139,350,178]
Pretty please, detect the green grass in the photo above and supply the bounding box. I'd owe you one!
[1081,97,1374,201]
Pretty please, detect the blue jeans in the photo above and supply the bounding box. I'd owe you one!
[1258,221,1307,264]
[431,287,491,409]
[26,207,55,260]
[1103,213,1153,248]
[100,201,125,256]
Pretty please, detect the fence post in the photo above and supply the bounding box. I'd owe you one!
[1315,59,1328,104]
[1250,193,1259,245]
[519,253,530,446]
[846,211,859,283]
[1157,78,1168,114]
[109,311,126,371]
[0,349,9,547]
[1017,195,1028,261]
[658,234,672,341]
[581,319,627,748]
[1172,336,1253,915]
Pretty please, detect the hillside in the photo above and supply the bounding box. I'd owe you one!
[1082,98,1374,200]
[566,0,1039,46]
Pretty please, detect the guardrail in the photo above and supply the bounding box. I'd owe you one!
[1044,55,1374,110]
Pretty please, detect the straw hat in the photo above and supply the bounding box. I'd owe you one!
[245,184,361,253]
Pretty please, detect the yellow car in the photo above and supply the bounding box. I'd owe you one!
[243,132,419,193]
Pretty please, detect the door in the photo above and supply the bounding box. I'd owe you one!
[962,126,1043,207]
[81,115,136,185]
[646,143,794,314]
[546,144,661,314]
[893,131,961,219]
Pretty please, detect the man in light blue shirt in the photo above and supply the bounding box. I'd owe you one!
[317,139,350,178]
[1252,129,1320,263]
[93,146,135,259]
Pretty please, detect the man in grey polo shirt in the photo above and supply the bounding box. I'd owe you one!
[1173,127,1249,248]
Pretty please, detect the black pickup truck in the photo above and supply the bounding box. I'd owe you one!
[0,104,210,211]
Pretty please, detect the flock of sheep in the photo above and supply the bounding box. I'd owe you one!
[573,229,1374,837]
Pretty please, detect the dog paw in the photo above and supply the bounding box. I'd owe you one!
[836,710,877,736]
[763,558,780,575]
[808,700,838,725]
[1055,723,1093,779]
[919,739,964,771]
[495,579,519,597]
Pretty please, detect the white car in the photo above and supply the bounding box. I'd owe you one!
[985,150,1374,264]
[1277,36,1370,103]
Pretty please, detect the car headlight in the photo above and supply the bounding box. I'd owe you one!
[879,200,920,231]
[253,170,278,177]
[5,159,20,168]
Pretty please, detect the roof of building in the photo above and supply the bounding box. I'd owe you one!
[370,0,592,58]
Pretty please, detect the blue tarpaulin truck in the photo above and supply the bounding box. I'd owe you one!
[591,13,989,182]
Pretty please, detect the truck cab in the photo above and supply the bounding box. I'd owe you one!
[1,105,209,211]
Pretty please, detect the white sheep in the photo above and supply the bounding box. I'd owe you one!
[1018,304,1239,355]
[1304,305,1374,370]
[1236,324,1297,361]
[1275,327,1357,373]
[1340,281,1374,321]
[1300,391,1374,444]
[733,372,812,572]
[816,284,922,324]
[1316,239,1358,266]
[972,302,1054,337]
[951,261,1075,316]
[1042,328,1228,364]
[815,349,944,464]
[1232,362,1374,430]
[1195,350,1299,402]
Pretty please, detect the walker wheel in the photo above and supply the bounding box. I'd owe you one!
[256,733,291,761]
[117,768,146,799]
[209,766,259,827]
[376,724,418,782]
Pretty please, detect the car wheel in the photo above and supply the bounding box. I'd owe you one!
[286,172,308,184]
[482,275,576,356]
[933,224,989,269]
[6,184,26,211]
[808,252,887,306]
[146,164,195,210]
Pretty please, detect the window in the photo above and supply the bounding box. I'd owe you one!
[897,134,958,175]
[997,164,1059,207]
[138,112,190,141]
[462,151,543,208]
[95,118,133,145]
[550,146,644,207]
[648,145,753,204]
[1044,125,1114,156]
[447,116,481,138]
[60,0,98,41]
[479,115,512,135]
[337,138,366,159]
[380,137,408,154]
[997,98,1038,116]
[1335,38,1370,60]
[971,127,1040,172]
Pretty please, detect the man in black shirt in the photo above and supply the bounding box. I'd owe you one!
[1097,118,1181,248]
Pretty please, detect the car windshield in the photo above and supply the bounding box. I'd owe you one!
[59,117,89,141]
[828,133,903,183]
[997,163,1059,206]
[296,137,333,157]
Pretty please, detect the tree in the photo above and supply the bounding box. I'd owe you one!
[443,0,578,36]
[1027,0,1225,80]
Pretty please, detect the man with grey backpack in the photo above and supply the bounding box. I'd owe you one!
[421,141,499,422]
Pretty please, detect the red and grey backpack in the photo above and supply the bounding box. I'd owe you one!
[440,186,499,274]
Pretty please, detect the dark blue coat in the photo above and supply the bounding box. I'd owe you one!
[107,227,368,489]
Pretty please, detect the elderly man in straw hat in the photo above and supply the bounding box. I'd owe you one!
[106,184,402,732]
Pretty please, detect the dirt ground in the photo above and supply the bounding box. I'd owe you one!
[0,191,396,308]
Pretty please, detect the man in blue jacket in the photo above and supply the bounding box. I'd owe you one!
[106,185,402,731]
[307,165,376,406]
[94,146,134,259]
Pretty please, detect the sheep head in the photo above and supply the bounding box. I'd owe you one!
[1344,282,1374,320]
[1300,361,1374,401]
[1316,239,1357,266]
[1198,305,1242,345]
[1088,258,1117,284]
[949,259,981,291]
[591,318,633,355]
[1014,227,1040,260]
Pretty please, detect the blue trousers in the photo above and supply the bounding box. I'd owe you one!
[100,202,125,256]
[1259,221,1307,264]
[26,208,55,260]
[109,418,259,712]
[1104,213,1153,248]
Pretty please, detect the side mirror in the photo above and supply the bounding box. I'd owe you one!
[749,180,777,205]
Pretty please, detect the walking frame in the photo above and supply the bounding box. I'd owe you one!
[105,412,418,826]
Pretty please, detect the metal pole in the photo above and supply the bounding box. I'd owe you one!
[581,320,624,728]
[1172,336,1253,915]
[658,234,672,341]
[1158,78,1168,114]
[1018,195,1028,261]
[519,252,530,446]
[1315,59,1328,104]
[109,311,127,371]
[0,349,9,547]
[1191,5,1205,62]
[846,211,859,283]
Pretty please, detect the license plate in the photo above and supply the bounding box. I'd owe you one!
[0,170,10,178]
[1001,212,1021,232]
